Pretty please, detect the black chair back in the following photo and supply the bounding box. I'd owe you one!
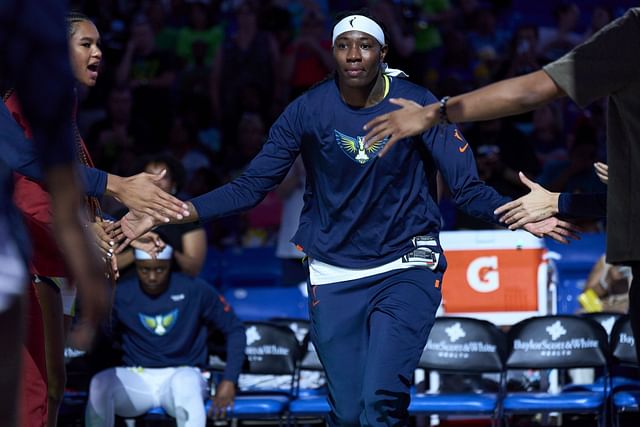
[582,312,623,338]
[420,316,507,373]
[243,322,302,375]
[610,315,638,366]
[507,315,609,370]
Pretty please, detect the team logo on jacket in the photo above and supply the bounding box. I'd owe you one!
[334,130,387,164]
[139,309,179,336]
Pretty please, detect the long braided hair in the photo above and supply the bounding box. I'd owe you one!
[67,12,118,285]
[66,10,92,36]
[66,11,102,218]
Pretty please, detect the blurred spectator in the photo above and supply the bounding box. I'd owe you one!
[167,115,213,185]
[243,191,282,247]
[537,2,583,61]
[176,0,224,67]
[272,0,329,35]
[223,111,267,178]
[115,15,177,150]
[583,5,613,40]
[144,155,207,277]
[495,24,542,79]
[414,0,453,52]
[259,1,295,53]
[455,130,537,230]
[434,29,477,95]
[87,84,141,173]
[537,121,606,194]
[210,0,282,144]
[579,254,632,313]
[282,9,333,100]
[468,6,511,67]
[222,112,282,247]
[465,118,541,189]
[185,167,223,199]
[370,0,416,75]
[529,103,567,164]
[145,0,180,52]
[177,38,215,125]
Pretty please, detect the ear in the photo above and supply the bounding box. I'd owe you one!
[379,44,388,62]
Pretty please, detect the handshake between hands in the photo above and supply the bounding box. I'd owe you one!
[494,172,582,244]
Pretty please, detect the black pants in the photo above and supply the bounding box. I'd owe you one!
[627,263,640,361]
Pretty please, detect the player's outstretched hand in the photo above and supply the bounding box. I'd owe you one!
[109,170,190,223]
[113,210,158,253]
[523,217,581,244]
[208,380,236,420]
[130,231,165,258]
[494,172,559,229]
[363,98,437,157]
[91,217,117,254]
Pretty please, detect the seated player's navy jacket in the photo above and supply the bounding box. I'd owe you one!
[113,272,246,382]
[192,77,510,268]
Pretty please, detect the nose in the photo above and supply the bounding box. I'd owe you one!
[92,45,102,61]
[346,44,361,62]
[148,271,156,281]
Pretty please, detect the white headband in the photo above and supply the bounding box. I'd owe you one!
[332,15,385,46]
[135,245,173,261]
[331,15,408,77]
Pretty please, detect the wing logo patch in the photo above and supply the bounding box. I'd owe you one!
[139,309,179,336]
[334,129,387,164]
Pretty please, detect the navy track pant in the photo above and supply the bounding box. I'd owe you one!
[308,267,443,426]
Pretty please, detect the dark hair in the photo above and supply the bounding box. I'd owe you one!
[66,11,92,36]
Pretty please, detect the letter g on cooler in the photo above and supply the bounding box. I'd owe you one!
[466,256,499,293]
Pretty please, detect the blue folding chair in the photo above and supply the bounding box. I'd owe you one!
[408,316,507,426]
[197,246,222,287]
[219,246,282,289]
[223,286,309,321]
[560,312,625,395]
[131,322,301,425]
[229,321,303,423]
[269,317,311,345]
[502,315,609,427]
[287,331,330,424]
[268,317,330,424]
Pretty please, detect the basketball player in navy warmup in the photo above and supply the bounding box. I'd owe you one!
[117,10,576,425]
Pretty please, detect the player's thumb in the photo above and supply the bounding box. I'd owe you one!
[519,171,538,190]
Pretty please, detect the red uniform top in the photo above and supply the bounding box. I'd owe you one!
[6,91,96,277]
